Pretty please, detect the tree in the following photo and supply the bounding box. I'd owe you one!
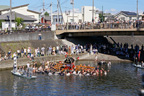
[44,12,49,16]
[99,14,105,22]
[15,17,23,26]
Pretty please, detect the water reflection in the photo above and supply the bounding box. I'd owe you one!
[0,61,143,96]
[13,77,18,96]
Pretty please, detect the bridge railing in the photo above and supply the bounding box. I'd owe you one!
[56,22,144,30]
[0,28,51,35]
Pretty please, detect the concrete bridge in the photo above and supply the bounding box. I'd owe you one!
[56,28,144,36]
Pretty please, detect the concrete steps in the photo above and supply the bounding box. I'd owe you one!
[107,36,144,47]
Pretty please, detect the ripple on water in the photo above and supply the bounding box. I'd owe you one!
[0,62,143,96]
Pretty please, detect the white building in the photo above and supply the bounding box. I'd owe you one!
[82,6,99,23]
[0,4,40,23]
[2,22,15,30]
[52,12,82,24]
[52,6,99,24]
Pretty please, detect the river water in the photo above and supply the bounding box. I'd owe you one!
[0,61,143,96]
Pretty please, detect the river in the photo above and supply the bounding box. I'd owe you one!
[0,61,142,96]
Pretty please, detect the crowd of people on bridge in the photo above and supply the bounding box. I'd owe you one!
[57,19,144,30]
[0,18,144,36]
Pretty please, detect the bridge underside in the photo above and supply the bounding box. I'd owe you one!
[56,29,144,37]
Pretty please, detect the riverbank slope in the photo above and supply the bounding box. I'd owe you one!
[79,53,131,62]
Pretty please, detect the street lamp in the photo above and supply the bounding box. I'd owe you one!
[10,0,12,32]
[71,0,74,23]
[136,0,139,29]
[137,0,138,20]
[92,0,94,29]
[65,10,70,30]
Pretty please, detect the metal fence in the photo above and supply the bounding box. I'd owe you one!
[56,22,144,30]
[0,22,144,35]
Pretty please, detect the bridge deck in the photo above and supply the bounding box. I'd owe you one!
[56,28,144,36]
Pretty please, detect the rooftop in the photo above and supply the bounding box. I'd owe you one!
[0,4,40,14]
[121,11,137,16]
[0,5,9,10]
[0,4,29,12]
[0,11,37,21]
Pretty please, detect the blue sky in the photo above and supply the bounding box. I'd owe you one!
[0,0,144,14]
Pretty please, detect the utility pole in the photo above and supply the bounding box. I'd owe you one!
[43,0,45,11]
[137,0,138,20]
[58,0,65,24]
[43,0,45,23]
[73,0,74,23]
[65,11,70,30]
[71,0,74,23]
[137,0,139,28]
[50,3,53,24]
[10,0,12,32]
[57,0,59,24]
[102,6,103,22]
[92,0,94,29]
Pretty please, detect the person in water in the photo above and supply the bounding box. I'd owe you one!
[28,65,33,77]
[21,66,25,75]
[141,61,144,67]
[135,57,138,65]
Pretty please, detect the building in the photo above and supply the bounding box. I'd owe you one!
[0,11,37,30]
[52,6,99,24]
[41,16,51,25]
[0,4,40,23]
[82,6,99,23]
[115,11,138,21]
[52,12,82,24]
[103,13,115,22]
[141,12,144,21]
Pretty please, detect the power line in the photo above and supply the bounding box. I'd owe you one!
[61,0,68,5]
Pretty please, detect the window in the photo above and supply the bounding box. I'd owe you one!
[70,19,74,22]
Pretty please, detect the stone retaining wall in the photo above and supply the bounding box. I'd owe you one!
[0,31,55,42]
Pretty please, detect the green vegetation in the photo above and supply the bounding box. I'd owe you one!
[1,42,35,54]
[99,14,105,22]
[44,12,49,16]
[15,17,23,26]
[22,24,26,29]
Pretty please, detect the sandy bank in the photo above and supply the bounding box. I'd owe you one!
[0,53,132,71]
[79,53,132,62]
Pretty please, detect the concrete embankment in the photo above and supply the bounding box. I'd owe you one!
[78,53,132,62]
[64,36,144,47]
[0,31,55,42]
[0,52,132,71]
[106,36,144,47]
[0,39,75,56]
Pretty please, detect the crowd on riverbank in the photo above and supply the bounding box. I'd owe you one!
[0,44,85,61]
[91,43,136,58]
[0,42,143,62]
[92,42,144,62]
